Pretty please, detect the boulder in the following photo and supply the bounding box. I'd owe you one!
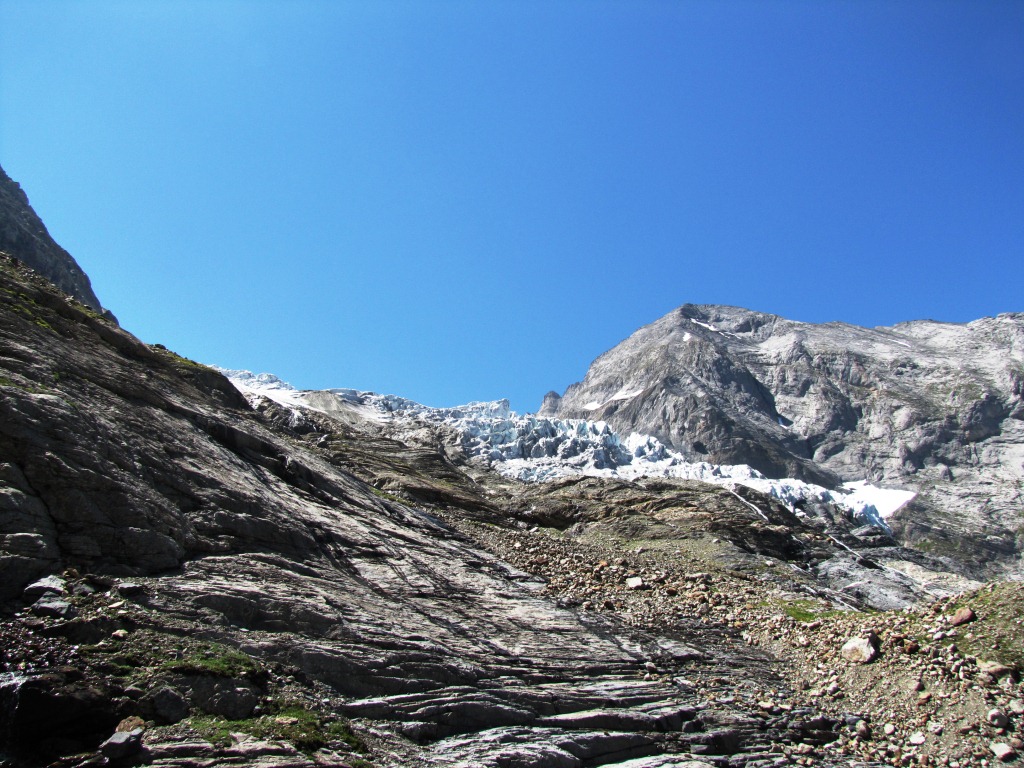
[949,606,976,626]
[200,684,258,720]
[979,661,1017,681]
[150,687,189,724]
[30,595,76,620]
[991,742,1017,762]
[987,709,1009,729]
[840,637,877,664]
[99,727,143,759]
[22,575,67,599]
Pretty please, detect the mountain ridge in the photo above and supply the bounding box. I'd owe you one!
[547,302,1024,578]
[0,163,107,315]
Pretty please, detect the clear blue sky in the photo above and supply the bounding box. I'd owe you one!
[2,2,1022,412]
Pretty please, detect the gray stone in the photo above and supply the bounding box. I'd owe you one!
[203,685,258,720]
[116,581,146,596]
[22,574,66,599]
[99,728,143,759]
[29,595,76,620]
[988,708,1010,729]
[980,661,1017,680]
[151,686,190,723]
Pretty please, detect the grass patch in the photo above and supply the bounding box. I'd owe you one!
[369,486,406,504]
[150,343,215,371]
[187,703,367,756]
[948,582,1024,671]
[778,597,839,623]
[0,374,51,395]
[3,292,56,333]
[188,714,236,748]
[161,641,260,678]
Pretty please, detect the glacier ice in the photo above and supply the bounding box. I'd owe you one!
[219,368,913,530]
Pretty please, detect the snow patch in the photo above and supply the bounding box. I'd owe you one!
[840,481,917,520]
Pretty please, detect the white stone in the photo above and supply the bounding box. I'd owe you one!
[990,743,1017,762]
[840,637,877,664]
[987,709,1009,728]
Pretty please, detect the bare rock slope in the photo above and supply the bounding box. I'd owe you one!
[0,163,105,313]
[0,253,723,766]
[549,304,1024,576]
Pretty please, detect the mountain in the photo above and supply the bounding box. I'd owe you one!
[2,168,1023,767]
[0,164,107,314]
[547,303,1024,578]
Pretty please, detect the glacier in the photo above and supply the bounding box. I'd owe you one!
[219,369,915,530]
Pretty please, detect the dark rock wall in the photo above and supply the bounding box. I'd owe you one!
[0,164,105,313]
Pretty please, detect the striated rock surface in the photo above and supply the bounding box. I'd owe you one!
[0,248,872,766]
[549,303,1024,576]
[0,253,700,766]
[0,163,106,314]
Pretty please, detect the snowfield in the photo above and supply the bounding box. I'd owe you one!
[221,369,915,530]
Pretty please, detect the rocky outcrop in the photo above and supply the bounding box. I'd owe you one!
[0,252,837,767]
[549,304,1024,577]
[0,163,105,313]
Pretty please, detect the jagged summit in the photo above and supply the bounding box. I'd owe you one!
[0,164,107,314]
[548,303,1024,576]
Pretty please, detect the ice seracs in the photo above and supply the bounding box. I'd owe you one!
[220,368,915,530]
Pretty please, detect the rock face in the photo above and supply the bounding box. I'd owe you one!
[549,304,1024,576]
[0,163,105,313]
[0,236,837,765]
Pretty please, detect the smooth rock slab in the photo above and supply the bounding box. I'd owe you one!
[537,709,658,732]
[603,759,716,768]
[22,574,66,599]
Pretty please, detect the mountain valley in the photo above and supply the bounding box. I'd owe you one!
[0,165,1022,768]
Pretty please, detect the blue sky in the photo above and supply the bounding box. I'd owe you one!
[2,1,1022,412]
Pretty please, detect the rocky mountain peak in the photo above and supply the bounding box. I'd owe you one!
[537,389,562,417]
[550,303,1024,578]
[0,164,107,314]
